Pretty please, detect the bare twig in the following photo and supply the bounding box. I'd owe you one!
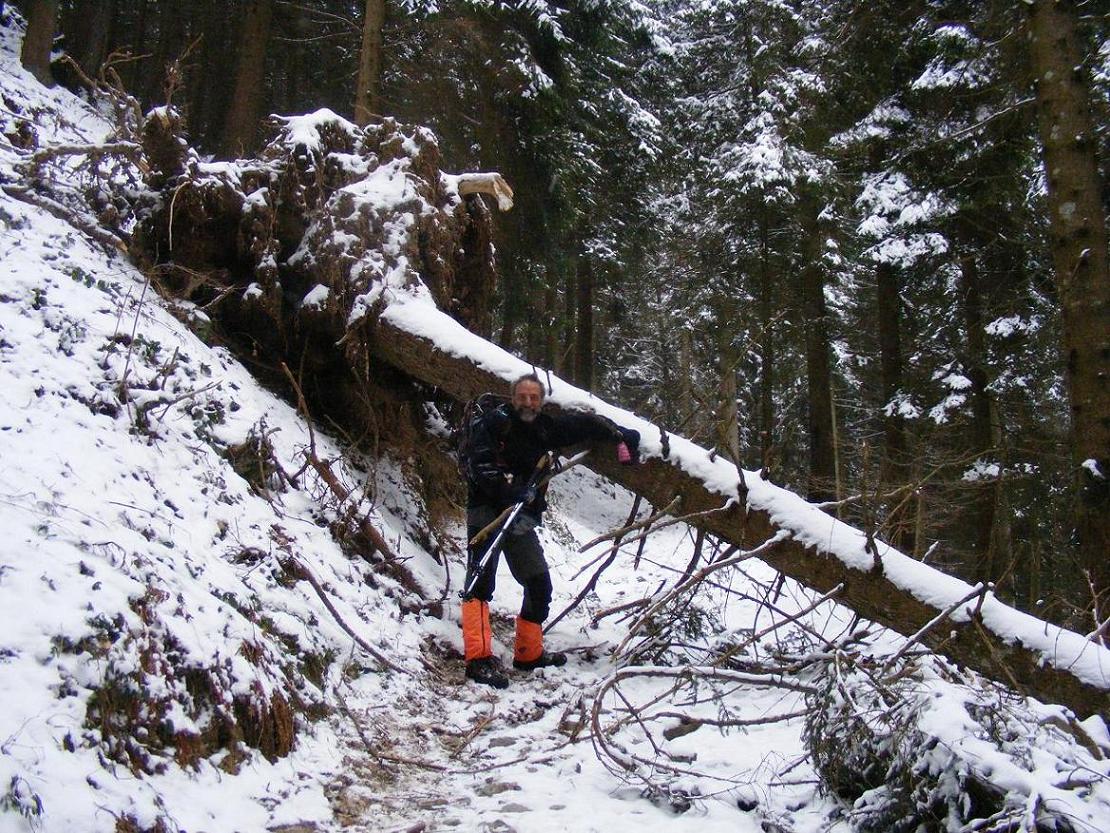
[588,500,733,556]
[577,495,680,552]
[589,665,818,787]
[288,556,409,675]
[652,707,810,736]
[449,703,496,759]
[614,531,790,657]
[545,495,644,633]
[280,362,401,565]
[713,583,845,668]
[880,583,987,675]
[1,184,129,252]
[150,380,223,420]
[589,596,651,626]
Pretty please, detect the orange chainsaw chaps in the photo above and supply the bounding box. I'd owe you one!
[514,617,544,663]
[461,599,492,661]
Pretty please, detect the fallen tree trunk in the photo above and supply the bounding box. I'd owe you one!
[368,301,1110,721]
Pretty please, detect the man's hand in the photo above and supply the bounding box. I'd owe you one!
[515,484,538,505]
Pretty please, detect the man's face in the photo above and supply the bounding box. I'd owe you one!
[512,381,544,423]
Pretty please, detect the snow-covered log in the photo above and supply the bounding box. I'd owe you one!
[368,298,1110,721]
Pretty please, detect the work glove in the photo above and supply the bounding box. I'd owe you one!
[617,427,640,465]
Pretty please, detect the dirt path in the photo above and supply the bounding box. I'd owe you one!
[325,625,610,833]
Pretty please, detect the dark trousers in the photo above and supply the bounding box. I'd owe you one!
[465,504,552,623]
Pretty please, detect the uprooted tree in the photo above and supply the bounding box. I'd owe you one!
[120,109,1110,722]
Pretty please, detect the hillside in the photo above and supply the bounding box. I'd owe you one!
[1,15,1108,833]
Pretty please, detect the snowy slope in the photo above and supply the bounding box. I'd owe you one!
[1,14,1108,833]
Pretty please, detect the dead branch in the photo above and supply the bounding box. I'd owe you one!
[571,500,651,583]
[280,362,400,565]
[448,702,496,759]
[151,380,223,420]
[577,495,681,552]
[879,583,988,676]
[287,556,409,675]
[24,140,145,173]
[590,665,818,787]
[614,530,791,657]
[590,596,651,626]
[1,184,129,252]
[586,500,733,556]
[712,583,845,668]
[655,707,810,740]
[545,495,644,633]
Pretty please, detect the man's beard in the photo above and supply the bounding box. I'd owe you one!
[515,406,538,423]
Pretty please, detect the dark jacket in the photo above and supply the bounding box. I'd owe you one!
[466,405,620,514]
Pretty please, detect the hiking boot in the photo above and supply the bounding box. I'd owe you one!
[465,656,509,689]
[512,651,567,671]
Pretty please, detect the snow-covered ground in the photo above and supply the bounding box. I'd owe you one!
[1,15,1107,833]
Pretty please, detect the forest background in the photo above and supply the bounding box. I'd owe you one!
[11,0,1110,632]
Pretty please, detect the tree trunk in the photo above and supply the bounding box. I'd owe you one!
[67,0,115,77]
[876,260,915,552]
[574,252,595,391]
[676,325,696,432]
[354,0,386,126]
[191,0,234,147]
[221,0,273,158]
[956,247,1002,586]
[366,309,1110,720]
[543,279,558,370]
[21,0,58,86]
[148,0,187,104]
[716,320,740,464]
[561,258,576,380]
[1026,0,1110,621]
[758,212,776,471]
[497,257,519,350]
[799,196,837,502]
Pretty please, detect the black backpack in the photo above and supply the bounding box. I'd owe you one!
[455,393,509,478]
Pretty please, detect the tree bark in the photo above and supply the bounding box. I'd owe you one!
[543,279,558,370]
[221,0,273,158]
[876,260,915,552]
[66,0,115,78]
[758,211,776,471]
[1026,0,1110,620]
[365,310,1110,720]
[799,195,837,502]
[574,251,595,391]
[148,0,187,104]
[21,0,58,86]
[561,258,576,380]
[956,247,1002,586]
[676,324,696,432]
[716,320,740,464]
[354,0,386,126]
